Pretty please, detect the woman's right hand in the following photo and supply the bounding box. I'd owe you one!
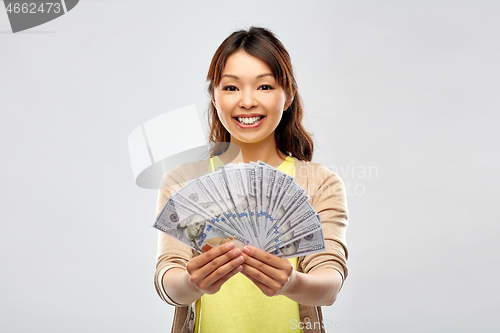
[186,242,244,295]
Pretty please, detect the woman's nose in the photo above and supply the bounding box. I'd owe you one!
[238,89,258,109]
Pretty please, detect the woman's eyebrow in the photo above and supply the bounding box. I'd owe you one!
[221,74,239,79]
[221,73,274,80]
[256,73,274,79]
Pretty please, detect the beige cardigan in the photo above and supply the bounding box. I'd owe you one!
[154,158,349,333]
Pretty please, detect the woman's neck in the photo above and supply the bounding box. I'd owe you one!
[219,136,287,168]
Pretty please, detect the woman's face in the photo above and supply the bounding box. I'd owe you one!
[213,50,292,146]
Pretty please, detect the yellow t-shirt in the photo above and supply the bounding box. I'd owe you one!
[195,156,302,333]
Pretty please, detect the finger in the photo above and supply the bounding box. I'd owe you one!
[199,247,242,277]
[241,252,292,285]
[240,270,275,297]
[240,262,283,292]
[205,264,242,294]
[197,254,245,291]
[189,247,243,285]
[241,253,279,279]
[242,246,290,270]
[187,242,235,273]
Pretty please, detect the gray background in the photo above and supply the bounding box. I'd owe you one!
[1,0,499,332]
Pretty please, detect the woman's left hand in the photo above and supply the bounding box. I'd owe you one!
[240,246,295,296]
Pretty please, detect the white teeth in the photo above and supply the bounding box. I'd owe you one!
[237,116,261,125]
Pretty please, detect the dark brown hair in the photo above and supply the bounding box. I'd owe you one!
[206,26,314,161]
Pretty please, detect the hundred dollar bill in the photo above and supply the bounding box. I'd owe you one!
[208,170,253,242]
[236,165,262,247]
[268,171,296,222]
[221,167,259,245]
[266,186,309,239]
[265,212,321,251]
[199,174,236,224]
[268,180,304,227]
[264,166,278,223]
[154,197,248,253]
[169,192,244,241]
[258,161,277,231]
[268,170,286,215]
[172,179,225,219]
[250,162,266,240]
[182,176,244,237]
[235,164,260,237]
[269,229,326,259]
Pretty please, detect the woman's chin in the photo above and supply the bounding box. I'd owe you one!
[229,130,276,146]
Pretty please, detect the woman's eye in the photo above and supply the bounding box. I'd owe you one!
[223,85,237,91]
[259,85,273,91]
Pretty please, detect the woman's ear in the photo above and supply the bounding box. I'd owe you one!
[212,97,217,109]
[283,92,295,111]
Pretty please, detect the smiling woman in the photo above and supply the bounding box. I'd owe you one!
[154,27,349,333]
[206,27,314,164]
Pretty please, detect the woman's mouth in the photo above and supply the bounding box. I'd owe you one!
[233,116,265,128]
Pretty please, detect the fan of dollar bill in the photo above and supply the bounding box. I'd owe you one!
[154,161,326,259]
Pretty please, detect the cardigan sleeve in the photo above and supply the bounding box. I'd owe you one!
[153,164,202,306]
[299,164,349,289]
